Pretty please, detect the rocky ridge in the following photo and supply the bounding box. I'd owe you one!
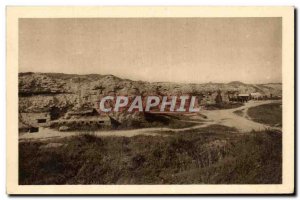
[19,72,282,115]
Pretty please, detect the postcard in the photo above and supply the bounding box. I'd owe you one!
[6,6,294,194]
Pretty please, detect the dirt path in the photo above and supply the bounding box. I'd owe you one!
[201,100,282,132]
[19,121,214,141]
[19,100,281,141]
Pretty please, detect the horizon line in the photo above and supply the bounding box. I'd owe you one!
[18,71,283,85]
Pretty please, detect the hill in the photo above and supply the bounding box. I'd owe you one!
[18,72,282,113]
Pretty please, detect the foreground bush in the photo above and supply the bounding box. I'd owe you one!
[19,126,282,184]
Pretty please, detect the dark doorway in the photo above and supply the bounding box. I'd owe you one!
[37,119,47,123]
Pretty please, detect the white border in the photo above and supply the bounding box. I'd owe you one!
[6,6,294,195]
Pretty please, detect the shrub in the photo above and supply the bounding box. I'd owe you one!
[19,127,282,184]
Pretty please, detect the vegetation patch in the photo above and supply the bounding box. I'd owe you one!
[19,126,282,185]
[116,113,199,130]
[233,109,244,117]
[247,103,282,127]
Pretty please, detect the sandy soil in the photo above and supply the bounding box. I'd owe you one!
[201,100,282,132]
[19,100,281,141]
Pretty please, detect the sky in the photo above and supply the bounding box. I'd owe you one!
[19,18,282,84]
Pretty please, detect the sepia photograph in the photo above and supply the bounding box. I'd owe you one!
[6,6,294,194]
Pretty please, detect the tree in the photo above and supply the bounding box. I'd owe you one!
[215,90,223,105]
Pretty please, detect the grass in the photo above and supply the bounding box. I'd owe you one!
[19,125,282,185]
[116,113,199,130]
[165,119,199,129]
[233,109,244,117]
[247,103,282,127]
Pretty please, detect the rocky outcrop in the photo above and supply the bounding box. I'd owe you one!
[19,73,70,96]
[18,72,282,115]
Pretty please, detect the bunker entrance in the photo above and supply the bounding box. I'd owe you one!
[37,119,47,123]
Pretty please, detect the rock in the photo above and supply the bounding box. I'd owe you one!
[59,126,70,132]
[18,72,282,115]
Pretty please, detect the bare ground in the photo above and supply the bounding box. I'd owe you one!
[19,100,282,141]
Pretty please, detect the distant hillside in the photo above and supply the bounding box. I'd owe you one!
[18,72,282,113]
